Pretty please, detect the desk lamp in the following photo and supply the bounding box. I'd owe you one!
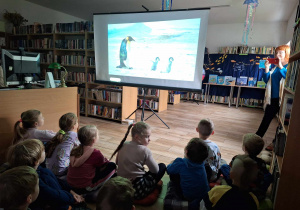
[48,62,67,88]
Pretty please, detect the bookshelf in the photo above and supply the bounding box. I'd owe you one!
[137,88,168,112]
[271,4,300,209]
[168,91,180,105]
[8,22,138,123]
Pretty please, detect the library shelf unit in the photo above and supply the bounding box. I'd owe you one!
[137,88,168,112]
[86,83,137,122]
[270,9,300,209]
[168,91,180,105]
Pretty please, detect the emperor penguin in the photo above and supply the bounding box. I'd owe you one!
[116,36,135,69]
[151,57,160,71]
[166,57,174,73]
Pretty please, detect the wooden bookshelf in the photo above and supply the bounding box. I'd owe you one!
[168,91,180,105]
[137,88,168,112]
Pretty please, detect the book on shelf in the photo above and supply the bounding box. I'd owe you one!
[281,94,294,126]
[236,77,248,86]
[217,76,225,85]
[88,104,121,120]
[285,60,299,92]
[257,81,266,88]
[209,74,218,84]
[248,77,257,86]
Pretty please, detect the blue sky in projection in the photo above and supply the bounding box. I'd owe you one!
[108,18,201,81]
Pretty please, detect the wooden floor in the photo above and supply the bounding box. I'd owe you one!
[80,101,277,164]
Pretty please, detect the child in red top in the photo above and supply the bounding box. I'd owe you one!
[67,125,116,193]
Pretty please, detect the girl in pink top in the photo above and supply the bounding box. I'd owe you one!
[67,125,116,193]
[110,121,166,200]
[13,109,56,144]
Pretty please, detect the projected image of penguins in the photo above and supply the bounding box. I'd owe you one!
[116,36,135,69]
[166,57,174,73]
[151,57,160,71]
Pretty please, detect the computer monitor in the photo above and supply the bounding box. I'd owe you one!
[1,48,40,86]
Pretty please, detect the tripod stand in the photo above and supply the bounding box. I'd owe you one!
[126,88,170,129]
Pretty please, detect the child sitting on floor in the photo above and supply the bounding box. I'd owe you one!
[96,176,135,210]
[202,155,259,210]
[13,109,56,144]
[46,112,80,178]
[165,137,209,209]
[0,166,39,210]
[67,125,116,194]
[6,139,84,210]
[196,118,222,182]
[110,122,166,201]
[220,133,272,200]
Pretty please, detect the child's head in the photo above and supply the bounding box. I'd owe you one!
[45,113,78,158]
[196,118,214,140]
[242,133,264,157]
[185,138,208,164]
[230,155,258,190]
[7,139,45,169]
[71,125,98,158]
[96,176,135,210]
[0,166,39,210]
[131,122,151,146]
[110,122,151,160]
[13,109,43,144]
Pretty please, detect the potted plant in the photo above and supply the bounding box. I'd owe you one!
[3,10,28,33]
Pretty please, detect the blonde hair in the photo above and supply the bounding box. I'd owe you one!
[96,176,135,210]
[46,113,77,158]
[110,121,150,160]
[231,155,258,189]
[13,109,41,144]
[71,125,98,158]
[275,45,290,62]
[243,133,264,157]
[0,166,39,210]
[197,118,214,138]
[7,139,44,168]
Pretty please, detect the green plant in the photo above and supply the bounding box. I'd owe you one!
[3,10,28,27]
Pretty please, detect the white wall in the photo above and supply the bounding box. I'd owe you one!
[206,22,287,53]
[286,6,297,43]
[0,0,86,32]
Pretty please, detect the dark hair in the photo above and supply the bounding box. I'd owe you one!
[7,139,44,168]
[110,122,150,160]
[70,125,98,158]
[232,155,258,189]
[243,133,264,157]
[197,118,214,138]
[13,110,41,144]
[45,113,77,158]
[0,166,38,210]
[185,138,208,164]
[96,176,135,210]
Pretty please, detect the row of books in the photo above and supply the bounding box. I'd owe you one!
[27,38,53,49]
[55,39,85,50]
[67,72,85,83]
[137,99,159,110]
[87,56,95,66]
[40,52,53,64]
[291,23,300,53]
[285,59,299,92]
[55,21,94,33]
[87,73,96,83]
[239,98,264,107]
[218,46,275,54]
[9,39,27,49]
[14,23,53,34]
[88,104,121,120]
[138,88,160,97]
[87,89,122,103]
[209,75,266,87]
[281,94,294,126]
[87,39,94,50]
[55,55,85,66]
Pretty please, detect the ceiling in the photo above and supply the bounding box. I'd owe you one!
[25,0,298,24]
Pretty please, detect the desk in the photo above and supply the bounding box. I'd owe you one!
[235,86,266,108]
[204,83,235,107]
